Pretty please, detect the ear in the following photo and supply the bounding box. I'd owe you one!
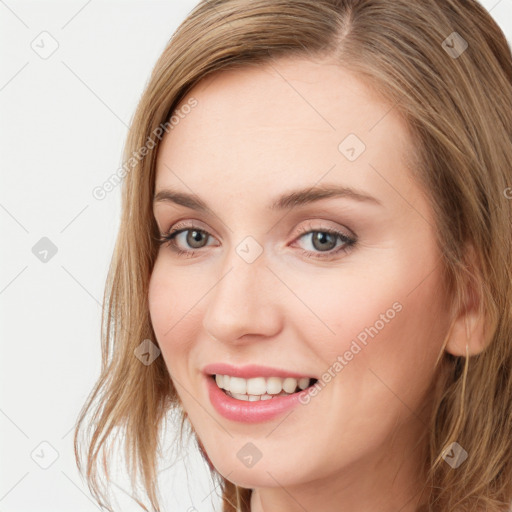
[444,243,488,357]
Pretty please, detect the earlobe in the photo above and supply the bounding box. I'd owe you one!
[444,245,488,357]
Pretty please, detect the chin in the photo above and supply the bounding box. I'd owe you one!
[223,471,282,489]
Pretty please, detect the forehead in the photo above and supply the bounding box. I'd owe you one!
[154,56,420,215]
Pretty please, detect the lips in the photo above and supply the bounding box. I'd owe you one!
[202,362,317,380]
[205,372,316,423]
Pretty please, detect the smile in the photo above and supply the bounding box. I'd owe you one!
[205,373,319,423]
[213,374,317,401]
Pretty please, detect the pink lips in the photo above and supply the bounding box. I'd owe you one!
[202,362,315,380]
[205,373,311,423]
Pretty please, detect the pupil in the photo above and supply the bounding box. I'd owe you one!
[187,230,205,248]
[313,232,335,251]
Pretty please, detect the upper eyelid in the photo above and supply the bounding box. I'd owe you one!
[163,219,353,238]
[161,219,211,235]
[294,220,355,238]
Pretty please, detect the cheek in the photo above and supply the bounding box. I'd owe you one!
[293,259,448,401]
[148,257,196,373]
[148,260,172,340]
[285,267,402,356]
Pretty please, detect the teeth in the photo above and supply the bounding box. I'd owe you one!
[247,377,266,395]
[298,377,310,390]
[226,390,291,401]
[229,376,248,394]
[230,392,250,401]
[214,374,313,397]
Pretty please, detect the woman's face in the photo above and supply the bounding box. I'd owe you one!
[149,56,452,505]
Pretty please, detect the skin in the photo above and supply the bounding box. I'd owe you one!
[148,55,474,512]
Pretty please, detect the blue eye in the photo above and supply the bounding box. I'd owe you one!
[156,223,357,260]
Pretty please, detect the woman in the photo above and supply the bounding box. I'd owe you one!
[74,1,512,511]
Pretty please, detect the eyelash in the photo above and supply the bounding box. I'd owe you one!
[156,221,357,261]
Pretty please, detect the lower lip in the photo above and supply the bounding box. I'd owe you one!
[206,375,311,423]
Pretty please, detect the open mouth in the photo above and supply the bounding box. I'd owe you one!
[210,374,318,402]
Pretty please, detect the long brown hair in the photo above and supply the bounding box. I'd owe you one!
[74,1,512,510]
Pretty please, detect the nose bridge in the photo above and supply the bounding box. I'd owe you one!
[202,245,281,342]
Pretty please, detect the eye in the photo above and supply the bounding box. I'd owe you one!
[292,223,357,260]
[156,220,357,261]
[156,221,217,257]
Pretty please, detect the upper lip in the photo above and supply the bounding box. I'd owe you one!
[203,362,316,380]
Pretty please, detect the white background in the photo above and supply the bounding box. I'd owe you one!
[1,1,511,511]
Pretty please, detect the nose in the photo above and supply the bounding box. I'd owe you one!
[202,251,283,344]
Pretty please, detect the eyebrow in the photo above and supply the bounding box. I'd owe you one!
[153,184,382,211]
